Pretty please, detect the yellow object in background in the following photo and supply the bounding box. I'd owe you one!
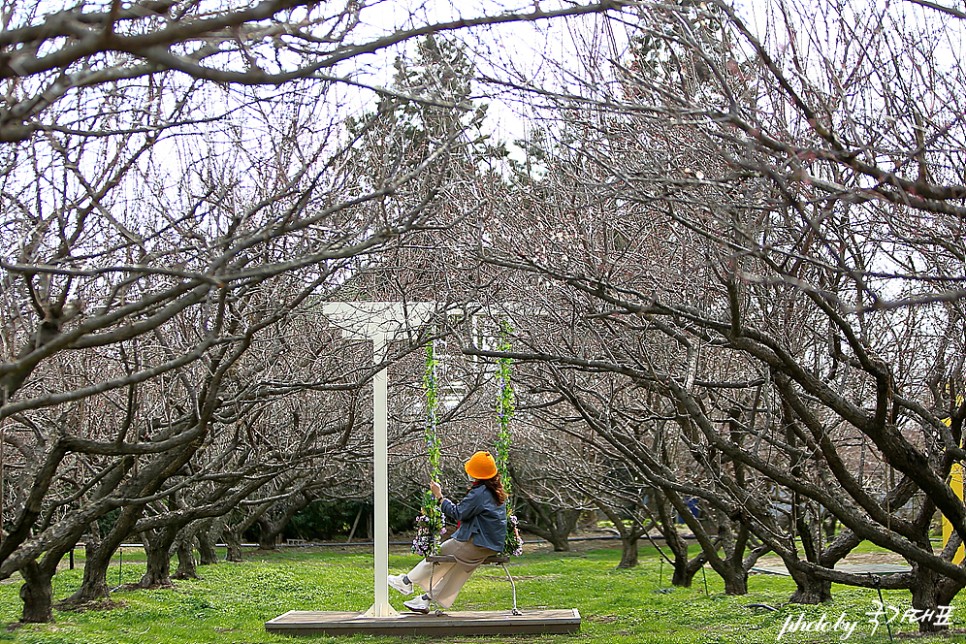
[943,463,965,565]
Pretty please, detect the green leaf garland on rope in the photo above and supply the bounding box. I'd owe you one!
[496,320,523,556]
[412,341,444,556]
[424,341,442,482]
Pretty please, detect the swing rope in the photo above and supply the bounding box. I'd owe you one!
[497,320,523,556]
[411,324,523,557]
[412,342,444,556]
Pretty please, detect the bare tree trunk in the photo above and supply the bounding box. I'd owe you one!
[782,534,832,603]
[140,550,174,589]
[257,518,279,551]
[224,527,244,563]
[257,491,312,550]
[720,563,748,595]
[173,536,198,580]
[788,567,832,604]
[19,560,54,623]
[779,429,834,604]
[908,565,959,634]
[671,551,708,587]
[617,536,639,569]
[543,528,571,552]
[677,501,751,596]
[191,518,221,566]
[596,503,646,569]
[198,526,219,566]
[23,526,93,621]
[67,540,114,604]
[139,527,176,588]
[519,501,579,552]
[139,550,173,589]
[822,514,837,543]
[652,490,708,587]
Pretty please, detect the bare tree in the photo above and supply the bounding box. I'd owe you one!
[0,0,627,622]
[463,0,966,628]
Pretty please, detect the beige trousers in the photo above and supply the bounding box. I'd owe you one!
[406,538,497,609]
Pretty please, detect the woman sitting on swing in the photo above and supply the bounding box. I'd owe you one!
[388,450,507,613]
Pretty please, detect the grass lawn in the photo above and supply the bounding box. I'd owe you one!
[0,543,962,643]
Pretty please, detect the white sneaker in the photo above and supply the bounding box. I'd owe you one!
[388,574,413,595]
[404,596,430,614]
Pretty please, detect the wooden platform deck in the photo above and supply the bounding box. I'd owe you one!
[265,608,581,637]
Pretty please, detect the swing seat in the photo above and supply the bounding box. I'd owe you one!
[424,554,521,615]
[425,554,509,565]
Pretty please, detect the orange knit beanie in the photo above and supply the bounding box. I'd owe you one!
[464,451,498,480]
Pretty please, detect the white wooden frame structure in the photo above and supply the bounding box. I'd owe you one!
[320,301,440,617]
[266,300,581,636]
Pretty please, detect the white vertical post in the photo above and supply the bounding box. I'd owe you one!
[367,333,396,617]
[320,301,446,618]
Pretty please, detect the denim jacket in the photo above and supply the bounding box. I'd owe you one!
[440,483,506,553]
